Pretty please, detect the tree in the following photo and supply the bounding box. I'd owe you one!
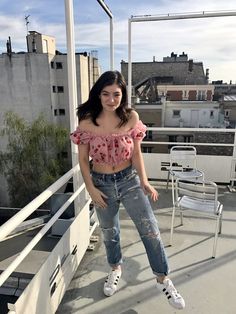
[0,111,70,207]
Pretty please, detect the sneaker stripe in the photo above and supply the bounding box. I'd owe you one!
[156,279,185,310]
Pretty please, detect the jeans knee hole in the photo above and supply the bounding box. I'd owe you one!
[102,227,118,241]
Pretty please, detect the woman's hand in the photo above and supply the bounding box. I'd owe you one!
[141,181,159,202]
[88,186,108,208]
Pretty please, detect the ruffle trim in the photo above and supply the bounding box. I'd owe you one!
[70,120,147,145]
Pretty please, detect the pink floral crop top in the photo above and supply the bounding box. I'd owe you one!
[70,120,147,165]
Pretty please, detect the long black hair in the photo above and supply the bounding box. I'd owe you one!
[77,70,132,127]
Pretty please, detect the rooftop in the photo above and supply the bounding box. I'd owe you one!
[56,183,236,314]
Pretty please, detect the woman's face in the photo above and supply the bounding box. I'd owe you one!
[100,84,122,112]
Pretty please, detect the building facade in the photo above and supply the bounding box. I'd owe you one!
[0,31,100,205]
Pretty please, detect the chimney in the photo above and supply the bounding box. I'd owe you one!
[188,59,193,72]
[6,36,12,54]
[206,68,209,82]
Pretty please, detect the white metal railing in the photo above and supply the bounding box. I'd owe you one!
[0,164,80,241]
[0,183,86,287]
[142,127,236,184]
[0,163,87,288]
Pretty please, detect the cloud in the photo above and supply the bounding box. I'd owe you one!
[0,0,236,82]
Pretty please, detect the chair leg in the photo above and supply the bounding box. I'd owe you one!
[218,209,223,234]
[166,170,170,191]
[212,218,220,258]
[180,210,183,226]
[170,205,176,246]
[171,176,175,206]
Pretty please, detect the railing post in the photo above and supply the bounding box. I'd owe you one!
[128,18,132,107]
[64,0,81,214]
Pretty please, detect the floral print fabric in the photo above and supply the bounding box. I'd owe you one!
[70,120,147,165]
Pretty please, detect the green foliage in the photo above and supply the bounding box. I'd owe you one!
[0,111,70,207]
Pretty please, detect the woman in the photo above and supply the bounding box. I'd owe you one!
[70,70,185,310]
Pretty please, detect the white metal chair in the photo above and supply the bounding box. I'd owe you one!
[166,145,204,203]
[170,178,223,258]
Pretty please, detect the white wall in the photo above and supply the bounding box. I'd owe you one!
[164,101,221,127]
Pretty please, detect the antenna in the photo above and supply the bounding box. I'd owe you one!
[25,15,30,35]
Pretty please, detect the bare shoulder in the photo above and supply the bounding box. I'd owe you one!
[78,118,93,132]
[129,110,140,128]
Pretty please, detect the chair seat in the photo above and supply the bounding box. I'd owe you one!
[171,177,223,258]
[178,195,222,215]
[170,169,203,179]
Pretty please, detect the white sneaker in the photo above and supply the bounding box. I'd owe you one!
[156,278,185,310]
[103,268,122,297]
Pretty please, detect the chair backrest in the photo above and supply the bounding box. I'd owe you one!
[170,146,197,171]
[175,178,219,212]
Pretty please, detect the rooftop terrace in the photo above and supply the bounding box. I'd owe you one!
[56,184,236,314]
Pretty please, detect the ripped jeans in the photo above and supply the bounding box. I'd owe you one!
[91,165,169,277]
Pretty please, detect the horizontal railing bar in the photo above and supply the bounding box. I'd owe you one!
[0,164,80,242]
[0,183,86,288]
[148,127,236,133]
[143,141,236,147]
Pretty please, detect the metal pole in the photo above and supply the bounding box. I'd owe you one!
[64,0,80,211]
[110,17,114,70]
[97,0,114,70]
[130,10,236,23]
[128,18,132,106]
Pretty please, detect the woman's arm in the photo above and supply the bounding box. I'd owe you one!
[78,144,108,208]
[132,140,158,202]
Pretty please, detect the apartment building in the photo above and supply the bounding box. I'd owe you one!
[0,31,100,205]
[122,53,231,156]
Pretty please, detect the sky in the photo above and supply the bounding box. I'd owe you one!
[0,0,236,83]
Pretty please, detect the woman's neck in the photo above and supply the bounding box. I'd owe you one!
[97,111,120,131]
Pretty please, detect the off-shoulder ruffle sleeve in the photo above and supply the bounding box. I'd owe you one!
[130,120,147,141]
[70,127,91,145]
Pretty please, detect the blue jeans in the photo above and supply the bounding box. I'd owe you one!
[91,165,169,276]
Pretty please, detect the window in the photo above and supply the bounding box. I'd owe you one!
[56,62,63,69]
[51,61,54,69]
[210,110,214,118]
[142,147,153,153]
[173,110,181,118]
[54,109,65,116]
[182,90,188,100]
[197,90,206,100]
[224,109,230,118]
[57,86,64,93]
[59,109,65,115]
[168,134,193,144]
[52,85,56,93]
[145,123,153,140]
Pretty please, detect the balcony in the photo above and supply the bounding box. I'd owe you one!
[0,127,236,313]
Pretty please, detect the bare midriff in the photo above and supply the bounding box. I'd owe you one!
[92,159,132,174]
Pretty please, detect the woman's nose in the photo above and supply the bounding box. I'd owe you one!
[109,95,115,102]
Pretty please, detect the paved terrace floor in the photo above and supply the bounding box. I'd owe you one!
[57,184,236,314]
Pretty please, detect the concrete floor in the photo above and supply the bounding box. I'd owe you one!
[57,185,236,314]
